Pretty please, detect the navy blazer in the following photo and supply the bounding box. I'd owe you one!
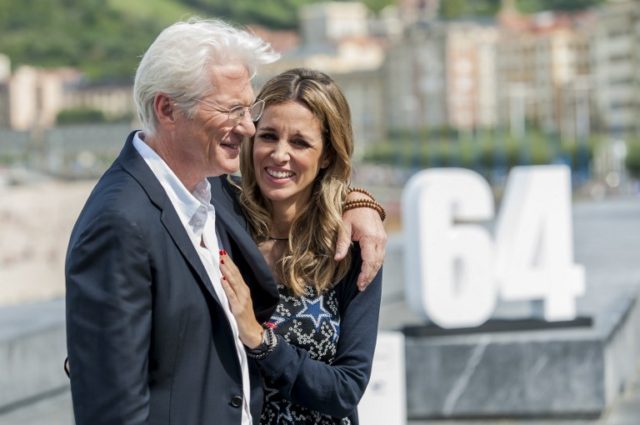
[65,131,279,425]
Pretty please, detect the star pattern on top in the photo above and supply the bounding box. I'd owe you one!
[329,318,341,342]
[276,404,294,424]
[298,295,332,329]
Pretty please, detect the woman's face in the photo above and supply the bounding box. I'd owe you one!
[253,101,328,214]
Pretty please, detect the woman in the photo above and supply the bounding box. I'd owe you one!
[219,68,382,424]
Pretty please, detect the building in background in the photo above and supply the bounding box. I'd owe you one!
[397,0,441,24]
[0,65,135,131]
[590,0,640,136]
[383,20,498,133]
[447,21,498,130]
[496,3,593,139]
[367,4,404,41]
[0,54,10,128]
[300,1,369,48]
[4,66,81,130]
[61,81,135,122]
[383,21,447,132]
[2,0,640,150]
[0,54,9,81]
[262,1,387,158]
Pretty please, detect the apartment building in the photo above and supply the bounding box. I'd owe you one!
[61,82,134,122]
[397,0,441,24]
[2,66,81,130]
[383,22,446,132]
[383,20,498,133]
[496,8,592,138]
[0,64,135,130]
[590,0,640,136]
[299,1,369,48]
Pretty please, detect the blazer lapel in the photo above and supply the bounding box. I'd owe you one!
[117,131,222,306]
[214,198,279,322]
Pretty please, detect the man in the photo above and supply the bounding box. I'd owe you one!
[65,18,386,425]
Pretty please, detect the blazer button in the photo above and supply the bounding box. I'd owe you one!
[230,394,243,408]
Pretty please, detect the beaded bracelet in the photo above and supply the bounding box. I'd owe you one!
[343,198,386,221]
[347,186,375,200]
[346,187,386,221]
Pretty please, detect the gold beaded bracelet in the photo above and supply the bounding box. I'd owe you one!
[346,187,386,221]
[343,198,386,221]
[347,186,375,199]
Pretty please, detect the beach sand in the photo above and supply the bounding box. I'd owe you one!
[0,180,95,306]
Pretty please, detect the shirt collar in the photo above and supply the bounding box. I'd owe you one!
[132,131,214,236]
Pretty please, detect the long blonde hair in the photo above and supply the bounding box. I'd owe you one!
[239,68,353,296]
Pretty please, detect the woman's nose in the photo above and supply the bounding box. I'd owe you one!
[270,142,290,162]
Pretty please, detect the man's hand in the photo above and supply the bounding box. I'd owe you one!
[336,193,387,291]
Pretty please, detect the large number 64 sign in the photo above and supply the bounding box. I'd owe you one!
[402,165,585,329]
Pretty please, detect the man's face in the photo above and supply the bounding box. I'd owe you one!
[175,63,256,177]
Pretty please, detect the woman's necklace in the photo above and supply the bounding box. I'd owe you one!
[268,235,289,241]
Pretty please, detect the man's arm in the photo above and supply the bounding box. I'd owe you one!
[66,211,152,425]
[336,188,387,291]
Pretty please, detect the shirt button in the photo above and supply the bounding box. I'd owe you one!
[230,394,243,408]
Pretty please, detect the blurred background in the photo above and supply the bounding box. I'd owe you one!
[1,0,640,424]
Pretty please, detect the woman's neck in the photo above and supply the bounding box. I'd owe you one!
[268,201,297,240]
[258,204,295,274]
[258,236,293,281]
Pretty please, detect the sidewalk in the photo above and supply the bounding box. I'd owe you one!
[2,373,639,425]
[0,389,72,425]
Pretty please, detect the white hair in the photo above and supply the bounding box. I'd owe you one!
[133,18,280,135]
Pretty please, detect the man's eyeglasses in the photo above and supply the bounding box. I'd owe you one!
[195,98,265,124]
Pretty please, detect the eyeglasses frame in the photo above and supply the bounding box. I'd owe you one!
[194,98,265,124]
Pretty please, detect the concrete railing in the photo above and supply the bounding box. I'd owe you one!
[0,299,68,413]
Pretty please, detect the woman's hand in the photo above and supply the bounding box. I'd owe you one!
[219,250,264,349]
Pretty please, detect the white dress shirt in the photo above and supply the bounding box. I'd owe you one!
[133,132,252,424]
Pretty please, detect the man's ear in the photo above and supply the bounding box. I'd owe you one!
[154,93,177,126]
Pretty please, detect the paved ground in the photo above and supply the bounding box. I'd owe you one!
[0,389,73,425]
[2,373,639,424]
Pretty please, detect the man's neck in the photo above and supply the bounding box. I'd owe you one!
[143,132,202,193]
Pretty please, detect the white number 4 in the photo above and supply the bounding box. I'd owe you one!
[402,165,585,329]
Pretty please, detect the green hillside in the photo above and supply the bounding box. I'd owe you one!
[0,0,604,82]
[0,0,393,81]
[440,0,604,18]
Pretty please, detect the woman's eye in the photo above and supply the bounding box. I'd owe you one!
[292,139,310,148]
[257,132,277,141]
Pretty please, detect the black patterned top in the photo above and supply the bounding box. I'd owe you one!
[261,284,347,424]
[254,245,383,425]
